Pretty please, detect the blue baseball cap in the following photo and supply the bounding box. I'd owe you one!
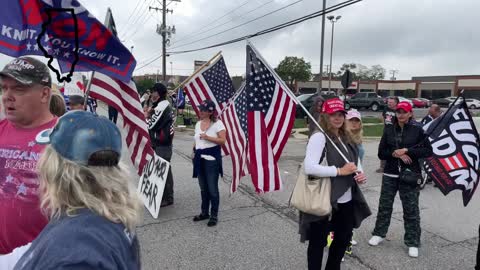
[35,111,122,165]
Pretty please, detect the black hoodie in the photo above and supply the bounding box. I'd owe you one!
[378,122,433,175]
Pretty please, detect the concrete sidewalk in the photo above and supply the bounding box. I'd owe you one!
[97,104,479,270]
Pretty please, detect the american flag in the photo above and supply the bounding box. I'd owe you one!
[183,56,235,117]
[221,84,249,193]
[86,8,153,175]
[89,73,154,175]
[183,55,235,156]
[243,43,297,192]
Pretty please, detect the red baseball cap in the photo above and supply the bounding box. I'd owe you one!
[395,101,413,113]
[321,98,346,115]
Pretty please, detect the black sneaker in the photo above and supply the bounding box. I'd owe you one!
[193,214,210,222]
[207,218,218,227]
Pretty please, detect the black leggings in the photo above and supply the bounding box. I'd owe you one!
[308,201,354,270]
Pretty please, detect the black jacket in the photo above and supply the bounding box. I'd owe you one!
[148,100,174,147]
[378,122,433,175]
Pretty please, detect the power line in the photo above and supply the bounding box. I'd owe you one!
[122,0,155,39]
[137,0,256,65]
[136,0,361,71]
[124,6,155,40]
[123,0,142,29]
[171,0,255,45]
[170,0,361,54]
[121,0,149,37]
[137,0,267,65]
[169,0,302,50]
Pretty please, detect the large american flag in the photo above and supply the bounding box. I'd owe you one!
[89,73,154,175]
[222,84,249,193]
[183,56,235,117]
[242,43,297,192]
[85,7,153,175]
[183,55,235,156]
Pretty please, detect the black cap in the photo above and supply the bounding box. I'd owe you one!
[152,82,167,96]
[0,56,51,87]
[199,100,215,113]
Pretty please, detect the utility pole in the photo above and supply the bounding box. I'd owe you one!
[149,0,180,83]
[327,15,341,93]
[318,0,327,94]
[390,69,398,80]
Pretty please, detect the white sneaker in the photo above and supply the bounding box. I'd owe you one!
[408,247,419,258]
[351,239,358,246]
[368,236,384,246]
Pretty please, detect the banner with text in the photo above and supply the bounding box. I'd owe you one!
[137,153,170,219]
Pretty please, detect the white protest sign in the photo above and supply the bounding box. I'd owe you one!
[63,74,85,96]
[137,152,170,219]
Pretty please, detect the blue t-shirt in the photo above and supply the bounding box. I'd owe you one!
[14,209,140,270]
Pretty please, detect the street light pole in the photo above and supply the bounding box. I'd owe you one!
[327,15,341,94]
[318,0,327,94]
[170,61,173,77]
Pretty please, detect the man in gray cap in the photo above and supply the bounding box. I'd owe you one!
[0,56,57,267]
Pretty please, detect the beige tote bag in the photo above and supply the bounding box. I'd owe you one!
[289,156,332,217]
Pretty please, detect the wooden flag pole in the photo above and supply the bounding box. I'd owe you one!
[176,51,222,90]
[247,40,351,163]
[83,71,96,109]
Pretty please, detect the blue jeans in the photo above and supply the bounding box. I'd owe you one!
[197,158,220,219]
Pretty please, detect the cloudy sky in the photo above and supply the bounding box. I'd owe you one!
[2,0,479,82]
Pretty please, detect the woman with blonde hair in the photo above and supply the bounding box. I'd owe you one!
[345,109,364,162]
[300,98,371,270]
[14,111,142,270]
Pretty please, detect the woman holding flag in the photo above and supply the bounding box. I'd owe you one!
[368,101,432,258]
[192,100,226,227]
[300,98,371,270]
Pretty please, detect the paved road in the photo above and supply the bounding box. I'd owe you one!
[97,105,479,270]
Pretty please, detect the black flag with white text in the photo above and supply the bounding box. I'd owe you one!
[423,99,480,206]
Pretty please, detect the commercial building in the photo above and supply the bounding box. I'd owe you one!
[296,75,480,99]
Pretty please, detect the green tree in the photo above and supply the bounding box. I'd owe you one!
[404,89,416,98]
[275,56,312,88]
[135,78,155,95]
[335,63,386,81]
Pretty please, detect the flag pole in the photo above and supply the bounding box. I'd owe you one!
[219,82,246,116]
[247,40,351,163]
[177,51,222,90]
[83,71,96,109]
[175,87,180,127]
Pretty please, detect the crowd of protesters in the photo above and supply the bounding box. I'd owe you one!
[0,55,477,270]
[303,94,437,269]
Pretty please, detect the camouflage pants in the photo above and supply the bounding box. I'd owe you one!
[372,175,421,247]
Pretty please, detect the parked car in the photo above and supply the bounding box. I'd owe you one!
[296,94,314,103]
[417,98,432,107]
[344,92,386,112]
[465,98,480,109]
[410,98,429,108]
[433,96,460,107]
[397,96,414,107]
[295,93,336,118]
